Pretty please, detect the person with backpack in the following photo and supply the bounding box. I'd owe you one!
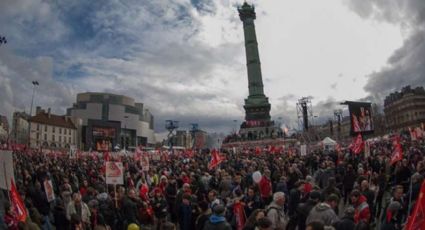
[266,192,287,230]
[203,204,232,230]
[296,190,321,230]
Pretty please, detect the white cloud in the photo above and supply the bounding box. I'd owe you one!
[0,0,405,133]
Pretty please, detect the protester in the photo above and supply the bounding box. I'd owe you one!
[202,204,232,230]
[266,192,287,230]
[306,194,339,227]
[3,127,425,230]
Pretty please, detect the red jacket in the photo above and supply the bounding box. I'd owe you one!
[4,213,19,230]
[259,176,272,198]
[354,195,371,223]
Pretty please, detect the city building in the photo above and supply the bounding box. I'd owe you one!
[67,92,155,151]
[193,130,208,149]
[0,115,8,142]
[11,112,30,145]
[384,86,425,131]
[174,130,192,149]
[29,107,78,150]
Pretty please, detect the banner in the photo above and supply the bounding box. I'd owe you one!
[10,179,27,222]
[208,149,225,170]
[69,145,77,158]
[405,180,425,230]
[44,180,55,202]
[233,202,246,230]
[0,150,15,190]
[300,145,307,156]
[105,161,124,185]
[141,156,150,171]
[345,101,374,136]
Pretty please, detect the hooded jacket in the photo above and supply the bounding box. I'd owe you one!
[353,195,370,223]
[266,201,287,230]
[203,214,232,230]
[306,203,339,226]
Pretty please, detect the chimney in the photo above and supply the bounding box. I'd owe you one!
[48,108,51,118]
[36,106,41,115]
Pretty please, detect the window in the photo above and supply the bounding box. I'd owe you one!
[37,124,40,131]
[69,129,71,135]
[59,128,62,134]
[44,134,47,141]
[69,137,71,143]
[52,135,55,141]
[44,125,47,132]
[53,127,55,133]
[59,136,61,142]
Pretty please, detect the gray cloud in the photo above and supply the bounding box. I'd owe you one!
[344,0,425,101]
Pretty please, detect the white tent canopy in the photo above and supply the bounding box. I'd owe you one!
[322,137,337,146]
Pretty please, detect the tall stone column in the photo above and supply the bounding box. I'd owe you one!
[238,2,271,122]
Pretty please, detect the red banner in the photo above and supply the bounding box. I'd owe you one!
[406,180,425,230]
[233,202,246,230]
[208,149,225,170]
[350,134,364,154]
[390,137,403,165]
[10,179,27,222]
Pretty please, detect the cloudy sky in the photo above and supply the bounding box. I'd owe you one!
[0,0,424,134]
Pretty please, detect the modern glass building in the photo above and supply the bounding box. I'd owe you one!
[67,92,155,151]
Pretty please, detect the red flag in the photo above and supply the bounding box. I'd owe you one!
[10,179,27,222]
[350,134,364,154]
[104,152,110,161]
[335,143,342,153]
[390,137,403,165]
[255,147,261,155]
[405,180,425,230]
[233,202,246,230]
[208,149,225,170]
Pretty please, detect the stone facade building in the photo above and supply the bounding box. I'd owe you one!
[384,86,425,131]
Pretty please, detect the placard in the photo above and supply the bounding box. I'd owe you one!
[300,145,307,156]
[105,162,124,185]
[0,150,14,190]
[44,180,55,202]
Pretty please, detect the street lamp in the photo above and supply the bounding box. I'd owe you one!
[123,115,128,152]
[27,81,39,147]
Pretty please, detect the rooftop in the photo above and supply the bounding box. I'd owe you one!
[29,112,76,129]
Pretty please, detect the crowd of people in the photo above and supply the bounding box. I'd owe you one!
[2,132,425,230]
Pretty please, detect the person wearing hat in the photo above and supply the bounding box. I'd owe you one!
[381,201,401,230]
[296,190,321,230]
[333,206,355,230]
[306,193,339,227]
[202,204,232,230]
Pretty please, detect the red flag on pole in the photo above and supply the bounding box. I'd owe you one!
[390,137,403,165]
[10,179,27,222]
[405,180,425,230]
[233,201,246,230]
[208,149,225,170]
[350,134,364,154]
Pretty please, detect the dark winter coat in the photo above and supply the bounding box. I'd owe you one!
[203,215,232,230]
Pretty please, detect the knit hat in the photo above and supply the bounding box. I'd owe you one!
[212,204,226,215]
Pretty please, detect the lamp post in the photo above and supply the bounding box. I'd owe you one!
[123,115,128,152]
[27,81,39,147]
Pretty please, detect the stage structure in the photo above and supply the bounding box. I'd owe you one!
[296,97,314,131]
[165,120,179,148]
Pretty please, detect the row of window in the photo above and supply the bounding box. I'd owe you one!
[36,133,73,143]
[36,124,72,135]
